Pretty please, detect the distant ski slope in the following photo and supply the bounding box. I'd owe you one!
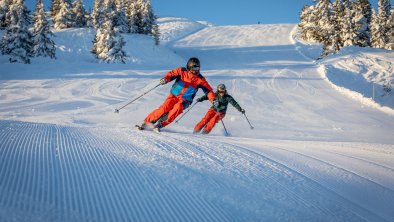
[168,24,394,143]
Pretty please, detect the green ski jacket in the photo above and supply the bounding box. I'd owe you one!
[198,91,242,113]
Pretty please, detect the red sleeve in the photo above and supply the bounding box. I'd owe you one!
[199,78,216,102]
[163,67,182,82]
[207,91,216,102]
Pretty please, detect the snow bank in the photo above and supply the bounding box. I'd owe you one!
[318,46,394,113]
[292,28,394,114]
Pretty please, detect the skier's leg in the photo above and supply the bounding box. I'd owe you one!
[203,112,225,134]
[159,101,185,128]
[144,95,177,123]
[194,108,215,133]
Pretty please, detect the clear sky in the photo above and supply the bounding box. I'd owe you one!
[27,0,390,26]
[150,0,313,25]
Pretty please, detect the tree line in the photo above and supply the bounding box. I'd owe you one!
[298,0,393,58]
[0,0,159,64]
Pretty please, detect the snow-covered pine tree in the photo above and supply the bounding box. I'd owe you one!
[0,0,10,29]
[357,0,372,46]
[112,0,128,33]
[91,3,127,63]
[298,5,318,42]
[50,0,62,18]
[379,0,391,18]
[53,0,75,29]
[32,0,56,58]
[328,30,342,54]
[310,0,328,42]
[314,0,336,57]
[342,0,353,8]
[386,7,394,50]
[298,0,375,51]
[141,0,152,34]
[151,20,159,45]
[359,0,372,25]
[298,5,309,40]
[127,0,144,33]
[72,0,88,27]
[377,0,391,41]
[332,0,345,49]
[114,0,124,8]
[141,0,159,44]
[341,4,356,47]
[92,0,105,28]
[0,0,32,63]
[352,0,370,47]
[370,8,386,48]
[102,0,116,18]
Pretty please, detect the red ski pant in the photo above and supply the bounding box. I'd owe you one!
[144,94,185,127]
[194,108,225,134]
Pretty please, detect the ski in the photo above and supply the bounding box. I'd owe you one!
[135,124,161,133]
[153,127,161,133]
[135,125,145,130]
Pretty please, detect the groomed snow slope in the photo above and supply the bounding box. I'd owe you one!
[1,120,394,222]
[1,18,394,221]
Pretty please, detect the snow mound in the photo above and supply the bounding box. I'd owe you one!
[157,17,207,44]
[319,46,394,112]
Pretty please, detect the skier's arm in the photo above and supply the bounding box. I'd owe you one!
[162,67,183,83]
[228,96,243,112]
[196,94,208,102]
[198,79,216,102]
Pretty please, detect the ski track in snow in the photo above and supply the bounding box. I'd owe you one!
[1,120,394,221]
[0,120,230,222]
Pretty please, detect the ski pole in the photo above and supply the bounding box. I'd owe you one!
[114,83,161,113]
[217,112,229,136]
[243,113,254,129]
[175,102,198,123]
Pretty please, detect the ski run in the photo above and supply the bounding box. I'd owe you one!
[1,17,394,221]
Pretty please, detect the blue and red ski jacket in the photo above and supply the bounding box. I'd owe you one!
[163,67,215,104]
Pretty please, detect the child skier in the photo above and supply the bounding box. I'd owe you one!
[138,57,216,132]
[194,84,245,134]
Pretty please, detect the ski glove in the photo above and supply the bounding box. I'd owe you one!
[212,99,219,108]
[160,78,167,85]
[240,109,245,114]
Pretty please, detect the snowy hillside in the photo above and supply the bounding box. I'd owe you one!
[1,17,394,222]
[320,46,394,111]
[294,36,394,113]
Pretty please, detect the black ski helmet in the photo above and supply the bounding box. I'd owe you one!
[186,57,200,71]
[217,84,226,92]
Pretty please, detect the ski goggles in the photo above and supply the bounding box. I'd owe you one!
[190,66,200,71]
[218,90,225,94]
